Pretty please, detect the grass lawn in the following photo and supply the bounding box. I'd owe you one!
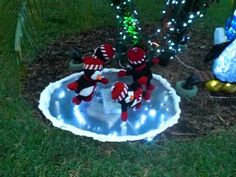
[1,0,236,176]
[1,98,236,176]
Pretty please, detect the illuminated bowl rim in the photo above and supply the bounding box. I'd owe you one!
[38,68,181,142]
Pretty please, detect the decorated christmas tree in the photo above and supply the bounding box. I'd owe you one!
[151,0,218,58]
[111,0,218,64]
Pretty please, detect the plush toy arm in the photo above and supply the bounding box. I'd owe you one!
[151,57,160,65]
[117,68,132,77]
[98,77,109,84]
[146,57,159,68]
[117,69,127,77]
[67,82,79,91]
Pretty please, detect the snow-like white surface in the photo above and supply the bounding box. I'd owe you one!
[38,68,181,142]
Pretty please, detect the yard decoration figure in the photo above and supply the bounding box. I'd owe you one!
[67,57,109,105]
[111,81,143,121]
[117,47,161,101]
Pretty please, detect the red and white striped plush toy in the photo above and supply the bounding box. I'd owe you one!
[67,57,109,105]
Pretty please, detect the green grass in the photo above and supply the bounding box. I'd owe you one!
[1,0,236,176]
[197,0,232,32]
[1,99,236,177]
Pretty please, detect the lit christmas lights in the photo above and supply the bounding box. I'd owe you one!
[111,0,142,45]
[150,0,218,60]
[111,0,218,64]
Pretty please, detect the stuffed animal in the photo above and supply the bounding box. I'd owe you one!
[70,43,116,63]
[67,57,109,105]
[93,44,116,64]
[117,47,160,101]
[111,82,143,121]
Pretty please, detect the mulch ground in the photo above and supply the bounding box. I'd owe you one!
[22,26,236,141]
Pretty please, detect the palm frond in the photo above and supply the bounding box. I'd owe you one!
[0,0,22,43]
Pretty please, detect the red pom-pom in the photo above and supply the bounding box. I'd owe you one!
[67,82,78,90]
[121,112,128,121]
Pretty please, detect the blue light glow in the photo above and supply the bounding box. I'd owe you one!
[149,109,157,117]
[58,91,66,99]
[73,107,86,126]
[135,122,141,129]
[159,114,165,128]
[140,115,147,124]
[55,101,60,114]
[120,121,127,128]
[110,131,118,137]
[120,122,128,134]
[57,114,63,120]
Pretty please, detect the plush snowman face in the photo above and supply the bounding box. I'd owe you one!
[124,91,134,103]
[91,70,103,81]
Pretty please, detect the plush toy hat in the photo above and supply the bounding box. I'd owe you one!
[83,57,104,70]
[93,44,116,62]
[127,47,146,65]
[111,82,129,102]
